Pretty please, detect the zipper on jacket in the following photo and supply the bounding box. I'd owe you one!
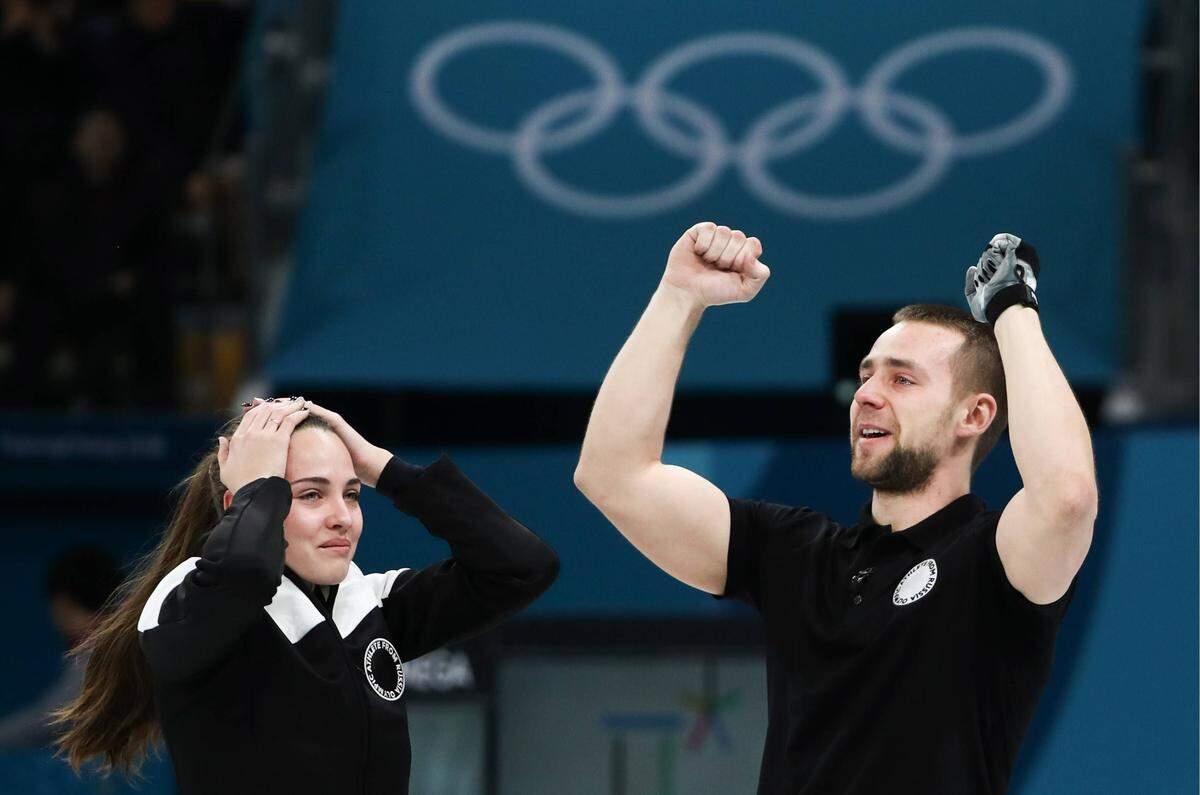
[304,577,372,794]
[338,638,371,794]
[309,588,370,795]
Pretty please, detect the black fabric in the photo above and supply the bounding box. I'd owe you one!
[721,494,1074,795]
[1014,241,1041,277]
[985,283,1040,325]
[375,454,561,661]
[378,456,425,495]
[284,570,339,614]
[140,455,558,795]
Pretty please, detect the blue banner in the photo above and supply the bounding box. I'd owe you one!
[267,0,1140,388]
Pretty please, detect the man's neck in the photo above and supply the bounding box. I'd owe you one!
[870,468,971,532]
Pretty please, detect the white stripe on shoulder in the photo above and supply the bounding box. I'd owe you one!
[330,563,411,639]
[138,557,199,632]
[366,567,411,600]
[264,576,325,644]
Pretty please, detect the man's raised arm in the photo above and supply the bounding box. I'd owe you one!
[574,222,770,594]
[965,234,1098,605]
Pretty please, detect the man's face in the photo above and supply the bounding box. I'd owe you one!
[849,322,964,493]
[282,429,363,585]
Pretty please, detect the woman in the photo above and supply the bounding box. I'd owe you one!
[56,397,559,793]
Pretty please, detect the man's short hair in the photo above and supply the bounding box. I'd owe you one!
[892,304,1007,472]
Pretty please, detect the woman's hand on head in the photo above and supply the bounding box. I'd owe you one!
[304,401,393,488]
[218,398,310,496]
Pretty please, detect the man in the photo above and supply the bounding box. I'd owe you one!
[574,223,1096,794]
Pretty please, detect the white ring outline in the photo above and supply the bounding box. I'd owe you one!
[363,637,405,702]
[740,91,955,220]
[634,32,852,160]
[409,21,624,154]
[859,27,1073,158]
[409,23,1074,219]
[514,87,727,218]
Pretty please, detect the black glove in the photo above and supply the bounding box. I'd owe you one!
[964,233,1040,325]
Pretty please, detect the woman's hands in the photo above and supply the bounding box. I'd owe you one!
[238,398,393,487]
[305,402,393,487]
[219,398,310,495]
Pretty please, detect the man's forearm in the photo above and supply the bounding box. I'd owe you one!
[577,284,703,482]
[993,307,1097,516]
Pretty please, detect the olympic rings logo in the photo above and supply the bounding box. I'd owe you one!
[410,23,1072,220]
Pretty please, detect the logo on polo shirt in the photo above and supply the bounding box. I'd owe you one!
[363,638,406,701]
[893,558,938,606]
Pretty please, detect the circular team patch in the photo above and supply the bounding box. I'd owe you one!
[363,638,405,701]
[893,558,938,606]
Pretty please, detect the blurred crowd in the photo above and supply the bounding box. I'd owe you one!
[0,0,249,410]
[0,546,120,749]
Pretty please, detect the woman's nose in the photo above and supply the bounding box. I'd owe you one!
[326,501,352,529]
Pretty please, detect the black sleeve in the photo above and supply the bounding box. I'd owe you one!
[981,516,1078,632]
[720,497,812,611]
[375,454,559,662]
[138,477,291,683]
[720,499,777,610]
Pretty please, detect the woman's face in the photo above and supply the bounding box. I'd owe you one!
[282,428,363,586]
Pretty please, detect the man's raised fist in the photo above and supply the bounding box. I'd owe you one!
[662,221,771,308]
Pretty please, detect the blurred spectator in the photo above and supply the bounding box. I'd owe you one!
[0,546,120,748]
[0,0,90,405]
[18,106,175,406]
[0,0,248,409]
[0,0,90,196]
[91,0,246,196]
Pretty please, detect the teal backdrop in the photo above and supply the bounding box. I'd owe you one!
[266,0,1139,389]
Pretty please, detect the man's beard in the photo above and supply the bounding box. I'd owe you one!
[850,436,939,494]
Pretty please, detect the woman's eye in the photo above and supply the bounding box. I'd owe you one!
[896,376,913,385]
[345,492,360,502]
[300,491,320,501]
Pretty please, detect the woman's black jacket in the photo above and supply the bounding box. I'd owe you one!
[138,454,559,794]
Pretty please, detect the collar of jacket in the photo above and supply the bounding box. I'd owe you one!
[265,562,406,644]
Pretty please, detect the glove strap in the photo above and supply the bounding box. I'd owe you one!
[985,283,1039,325]
[1014,241,1040,278]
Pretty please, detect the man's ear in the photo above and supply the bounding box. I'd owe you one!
[957,393,998,440]
[223,489,233,511]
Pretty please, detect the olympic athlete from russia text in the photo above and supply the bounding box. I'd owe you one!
[57,398,558,793]
[574,223,1095,794]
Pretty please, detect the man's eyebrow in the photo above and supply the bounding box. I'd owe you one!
[289,477,362,487]
[858,356,926,375]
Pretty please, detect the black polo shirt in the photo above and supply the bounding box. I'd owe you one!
[722,493,1074,795]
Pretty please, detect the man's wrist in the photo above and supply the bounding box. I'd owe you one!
[992,303,1041,340]
[984,282,1039,326]
[653,281,706,320]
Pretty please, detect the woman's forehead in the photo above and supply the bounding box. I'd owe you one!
[285,430,355,481]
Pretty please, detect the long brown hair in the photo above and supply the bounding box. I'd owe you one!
[54,416,241,775]
[56,412,334,774]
